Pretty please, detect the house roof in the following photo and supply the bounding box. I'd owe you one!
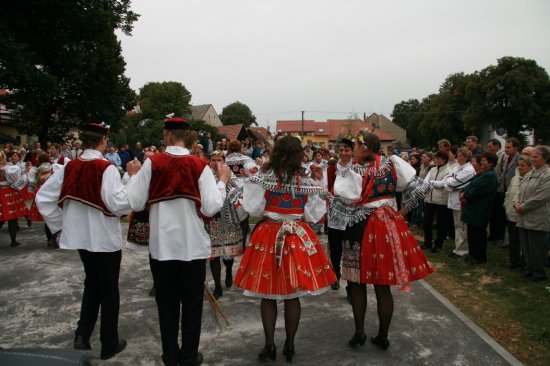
[217,124,245,140]
[275,120,330,136]
[326,119,395,141]
[276,119,395,141]
[248,126,270,138]
[190,104,212,120]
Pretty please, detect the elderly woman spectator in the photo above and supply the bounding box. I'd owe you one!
[435,147,476,259]
[460,152,499,264]
[419,152,434,180]
[504,154,533,270]
[513,146,550,281]
[422,151,452,253]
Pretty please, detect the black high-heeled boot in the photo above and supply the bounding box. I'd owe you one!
[282,339,295,363]
[258,344,276,361]
[370,336,390,350]
[348,332,367,347]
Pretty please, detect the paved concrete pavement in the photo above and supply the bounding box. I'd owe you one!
[0,221,522,365]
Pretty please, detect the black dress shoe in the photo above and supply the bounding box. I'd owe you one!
[213,287,223,300]
[331,282,340,290]
[430,247,442,253]
[448,253,461,259]
[348,332,367,347]
[258,344,276,361]
[188,352,203,365]
[10,241,21,247]
[370,336,390,350]
[73,335,91,350]
[282,339,295,363]
[100,339,127,360]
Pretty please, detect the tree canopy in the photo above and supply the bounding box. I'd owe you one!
[0,0,139,144]
[392,57,550,147]
[219,101,257,127]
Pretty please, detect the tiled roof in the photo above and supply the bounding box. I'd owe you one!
[276,119,395,141]
[217,124,244,140]
[248,127,270,138]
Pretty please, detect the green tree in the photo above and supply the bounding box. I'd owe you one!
[116,81,193,146]
[137,82,192,120]
[0,0,139,144]
[219,101,257,127]
[391,99,421,130]
[464,56,550,143]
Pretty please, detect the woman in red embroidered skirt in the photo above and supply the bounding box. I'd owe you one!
[0,150,29,247]
[329,132,434,350]
[235,136,336,363]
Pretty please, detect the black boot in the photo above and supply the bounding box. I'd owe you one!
[223,258,234,288]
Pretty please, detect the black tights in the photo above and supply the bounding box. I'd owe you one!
[260,298,301,347]
[5,219,18,244]
[209,257,234,291]
[349,282,393,340]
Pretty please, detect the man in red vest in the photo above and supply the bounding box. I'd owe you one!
[127,115,230,366]
[36,122,135,361]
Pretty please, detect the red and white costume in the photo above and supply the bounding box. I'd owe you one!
[0,164,29,221]
[235,172,336,299]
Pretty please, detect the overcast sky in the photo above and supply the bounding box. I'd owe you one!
[118,0,550,128]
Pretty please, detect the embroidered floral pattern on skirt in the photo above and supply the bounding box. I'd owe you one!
[342,207,434,291]
[206,219,242,258]
[235,220,336,299]
[0,186,29,221]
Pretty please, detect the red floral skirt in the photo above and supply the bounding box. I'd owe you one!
[0,186,29,221]
[344,206,434,292]
[235,220,336,299]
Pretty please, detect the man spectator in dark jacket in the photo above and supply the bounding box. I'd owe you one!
[117,145,132,171]
[132,142,144,163]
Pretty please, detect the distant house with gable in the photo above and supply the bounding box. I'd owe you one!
[276,118,397,151]
[366,113,407,146]
[217,124,248,141]
[190,104,222,127]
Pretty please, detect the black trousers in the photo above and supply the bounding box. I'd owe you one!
[150,257,206,366]
[489,192,506,241]
[467,224,488,263]
[328,227,345,280]
[507,220,523,267]
[423,203,450,248]
[76,249,121,353]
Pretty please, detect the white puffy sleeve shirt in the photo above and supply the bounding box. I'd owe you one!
[35,149,132,252]
[126,146,227,261]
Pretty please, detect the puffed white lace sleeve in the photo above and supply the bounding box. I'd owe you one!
[242,179,266,217]
[334,166,362,201]
[303,193,326,223]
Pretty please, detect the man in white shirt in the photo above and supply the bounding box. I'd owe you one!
[126,115,230,366]
[36,122,134,360]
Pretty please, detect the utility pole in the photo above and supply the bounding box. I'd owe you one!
[301,110,305,140]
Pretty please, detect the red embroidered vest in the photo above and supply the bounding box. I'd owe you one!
[58,158,115,216]
[147,152,207,214]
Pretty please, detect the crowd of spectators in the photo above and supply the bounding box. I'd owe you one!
[2,131,549,281]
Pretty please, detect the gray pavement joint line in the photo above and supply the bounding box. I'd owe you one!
[418,279,523,366]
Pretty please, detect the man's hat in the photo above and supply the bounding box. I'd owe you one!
[164,113,189,130]
[83,122,110,135]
